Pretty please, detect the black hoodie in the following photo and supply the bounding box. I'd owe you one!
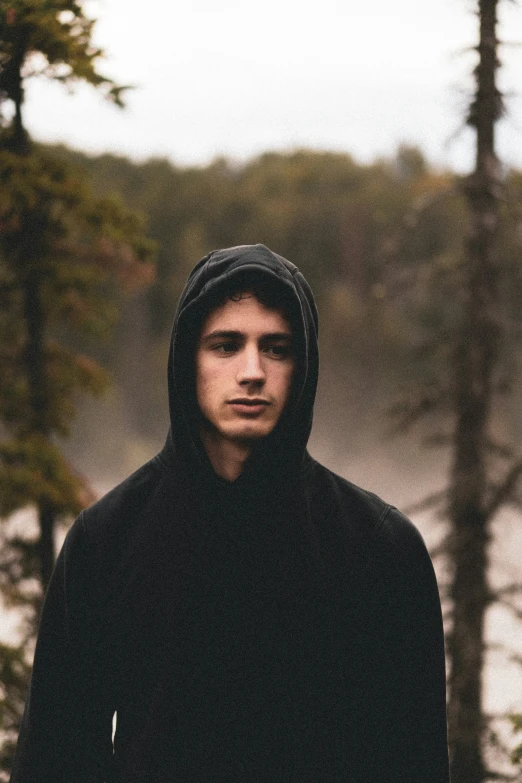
[10,244,449,783]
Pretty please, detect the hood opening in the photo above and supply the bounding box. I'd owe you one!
[163,244,319,488]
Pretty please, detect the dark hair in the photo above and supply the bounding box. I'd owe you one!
[181,270,300,349]
[210,275,296,325]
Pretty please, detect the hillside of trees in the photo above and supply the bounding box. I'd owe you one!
[47,144,522,491]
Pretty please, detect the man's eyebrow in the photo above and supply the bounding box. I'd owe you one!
[200,330,293,342]
[259,332,293,341]
[201,330,243,342]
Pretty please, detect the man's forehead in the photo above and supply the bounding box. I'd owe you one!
[200,290,292,336]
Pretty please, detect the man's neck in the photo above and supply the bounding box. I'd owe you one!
[199,427,252,482]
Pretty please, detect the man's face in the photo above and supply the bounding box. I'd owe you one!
[196,293,295,445]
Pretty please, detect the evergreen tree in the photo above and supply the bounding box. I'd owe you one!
[0,0,127,153]
[0,147,154,597]
[0,2,154,775]
[389,2,522,780]
[446,2,506,778]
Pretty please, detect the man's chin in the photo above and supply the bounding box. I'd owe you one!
[225,424,274,443]
[199,416,278,446]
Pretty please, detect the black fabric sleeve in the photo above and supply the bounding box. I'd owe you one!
[354,507,450,783]
[9,514,115,783]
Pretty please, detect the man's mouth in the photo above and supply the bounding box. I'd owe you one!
[228,398,270,414]
[229,398,269,406]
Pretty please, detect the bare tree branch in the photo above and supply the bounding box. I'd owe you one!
[403,489,448,516]
[429,540,451,562]
[492,583,522,600]
[486,440,515,460]
[496,595,522,622]
[485,458,522,521]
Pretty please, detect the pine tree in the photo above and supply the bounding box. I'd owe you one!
[0,0,127,153]
[0,147,155,597]
[0,2,154,775]
[389,2,522,780]
[445,2,505,779]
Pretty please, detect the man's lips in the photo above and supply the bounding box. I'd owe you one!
[229,398,269,405]
[228,398,270,414]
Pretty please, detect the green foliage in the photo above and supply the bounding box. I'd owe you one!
[0,145,154,512]
[0,643,31,780]
[510,714,522,765]
[0,0,128,109]
[0,149,154,706]
[0,146,154,431]
[65,146,452,346]
[0,436,90,518]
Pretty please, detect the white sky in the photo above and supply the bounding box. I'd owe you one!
[23,0,522,172]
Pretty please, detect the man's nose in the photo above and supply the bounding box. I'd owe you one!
[237,347,265,384]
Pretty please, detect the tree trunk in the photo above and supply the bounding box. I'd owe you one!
[23,271,57,595]
[447,1,502,781]
[2,23,30,155]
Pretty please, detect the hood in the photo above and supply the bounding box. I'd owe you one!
[162,244,319,487]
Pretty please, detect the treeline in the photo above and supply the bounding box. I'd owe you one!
[56,144,458,336]
[49,143,522,469]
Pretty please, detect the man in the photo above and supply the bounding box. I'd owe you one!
[11,244,449,782]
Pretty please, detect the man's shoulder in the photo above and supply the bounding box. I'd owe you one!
[306,459,433,595]
[307,458,425,550]
[80,453,169,540]
[308,459,389,528]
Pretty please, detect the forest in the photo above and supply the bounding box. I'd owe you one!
[54,143,522,484]
[2,1,522,781]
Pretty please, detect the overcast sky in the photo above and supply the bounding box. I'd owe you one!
[23,0,522,172]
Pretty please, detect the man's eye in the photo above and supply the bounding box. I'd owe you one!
[265,345,291,359]
[213,342,238,354]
